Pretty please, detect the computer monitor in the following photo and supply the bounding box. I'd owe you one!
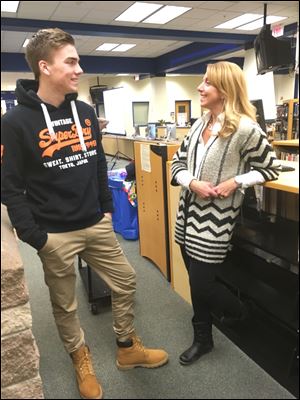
[133,125,140,137]
[250,99,267,132]
[254,24,294,75]
[147,123,157,139]
[166,123,176,141]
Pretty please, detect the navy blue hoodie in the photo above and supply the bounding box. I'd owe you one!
[1,79,113,250]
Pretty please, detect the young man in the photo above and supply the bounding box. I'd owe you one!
[1,28,168,400]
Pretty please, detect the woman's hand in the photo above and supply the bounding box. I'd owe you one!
[189,179,218,200]
[213,178,239,199]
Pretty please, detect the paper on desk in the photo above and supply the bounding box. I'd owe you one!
[140,144,151,172]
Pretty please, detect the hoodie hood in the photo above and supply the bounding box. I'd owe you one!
[15,79,78,110]
[15,79,41,110]
[15,79,86,151]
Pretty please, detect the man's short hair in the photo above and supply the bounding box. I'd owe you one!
[25,28,75,80]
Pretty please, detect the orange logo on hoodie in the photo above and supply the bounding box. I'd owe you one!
[39,121,92,157]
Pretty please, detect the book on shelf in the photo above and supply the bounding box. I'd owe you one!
[280,152,299,161]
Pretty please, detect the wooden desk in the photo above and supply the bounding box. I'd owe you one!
[101,135,135,159]
[263,161,299,194]
[102,134,181,160]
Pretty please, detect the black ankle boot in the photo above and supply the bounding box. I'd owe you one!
[179,321,214,366]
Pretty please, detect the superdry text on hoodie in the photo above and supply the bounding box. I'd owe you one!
[1,79,113,250]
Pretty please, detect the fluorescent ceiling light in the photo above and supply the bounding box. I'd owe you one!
[112,44,136,52]
[115,2,163,23]
[96,43,119,51]
[214,13,287,30]
[238,16,287,31]
[1,1,19,12]
[143,5,191,24]
[117,74,131,76]
[22,39,30,48]
[214,14,262,29]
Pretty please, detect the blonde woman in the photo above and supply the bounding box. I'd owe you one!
[171,61,281,366]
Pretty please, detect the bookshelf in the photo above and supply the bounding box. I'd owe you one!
[275,99,299,140]
[218,185,299,396]
[272,139,299,162]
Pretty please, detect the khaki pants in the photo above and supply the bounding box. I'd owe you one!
[38,215,136,353]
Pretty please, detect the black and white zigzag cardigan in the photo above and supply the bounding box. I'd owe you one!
[171,115,281,264]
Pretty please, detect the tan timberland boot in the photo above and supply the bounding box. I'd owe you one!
[71,345,103,399]
[116,335,169,370]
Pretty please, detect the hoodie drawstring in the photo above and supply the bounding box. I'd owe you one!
[41,103,57,143]
[70,100,87,152]
[40,101,87,152]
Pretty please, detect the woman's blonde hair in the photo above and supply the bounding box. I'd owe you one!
[206,61,257,137]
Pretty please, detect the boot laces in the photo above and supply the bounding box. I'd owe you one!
[79,349,95,377]
[133,336,147,355]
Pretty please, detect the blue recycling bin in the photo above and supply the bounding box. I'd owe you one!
[108,172,139,240]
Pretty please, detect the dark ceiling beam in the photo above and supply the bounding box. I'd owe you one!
[155,42,244,73]
[171,57,245,75]
[1,53,30,72]
[1,52,157,74]
[1,17,256,44]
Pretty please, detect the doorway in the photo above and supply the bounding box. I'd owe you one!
[175,100,191,126]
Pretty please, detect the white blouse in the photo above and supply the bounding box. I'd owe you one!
[176,115,265,190]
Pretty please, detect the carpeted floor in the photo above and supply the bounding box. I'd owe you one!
[19,234,295,399]
[16,156,296,399]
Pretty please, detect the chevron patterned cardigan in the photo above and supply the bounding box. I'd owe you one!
[171,114,281,264]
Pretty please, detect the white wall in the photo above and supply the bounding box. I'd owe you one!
[1,69,296,134]
[243,48,296,120]
[243,49,277,120]
[81,74,202,135]
[273,74,295,103]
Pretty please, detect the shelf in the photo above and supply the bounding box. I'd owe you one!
[221,247,298,331]
[272,139,299,147]
[275,99,299,141]
[232,215,299,267]
[213,311,299,397]
[216,244,299,396]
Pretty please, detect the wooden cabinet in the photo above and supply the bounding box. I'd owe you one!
[134,141,180,280]
[166,162,191,303]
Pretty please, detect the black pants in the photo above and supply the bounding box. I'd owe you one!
[180,246,242,324]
